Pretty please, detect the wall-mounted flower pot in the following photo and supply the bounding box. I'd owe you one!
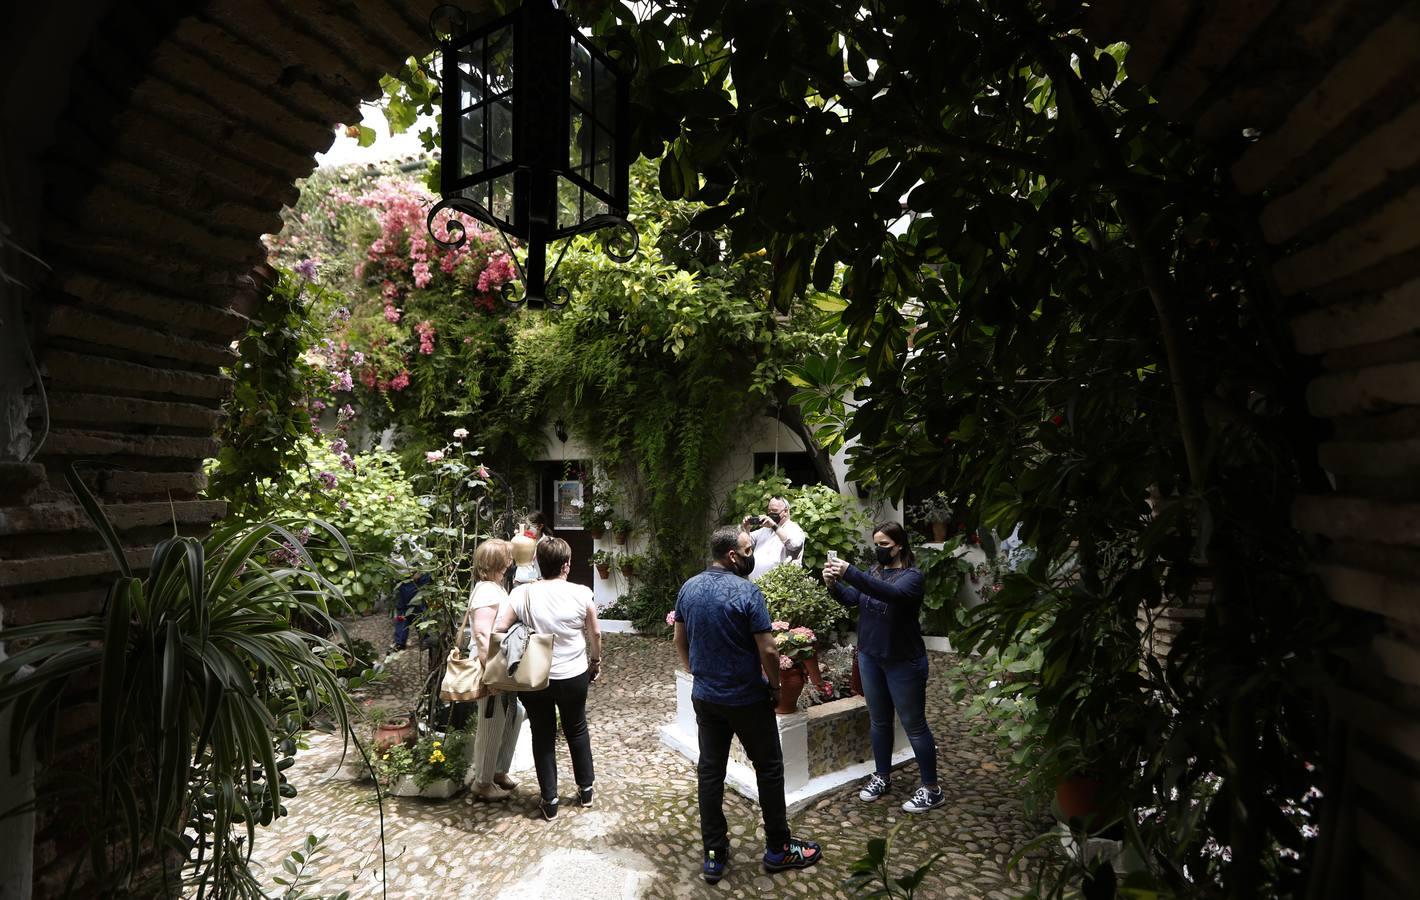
[1055,775,1104,825]
[619,565,635,577]
[930,520,949,542]
[613,531,630,545]
[589,527,605,539]
[595,564,611,579]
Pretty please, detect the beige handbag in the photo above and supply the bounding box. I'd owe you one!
[439,594,486,702]
[482,589,553,692]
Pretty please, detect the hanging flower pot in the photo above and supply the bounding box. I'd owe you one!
[595,564,611,579]
[613,531,629,545]
[930,520,949,542]
[776,666,806,714]
[1055,775,1104,824]
[620,564,634,577]
[589,526,605,540]
[374,714,415,751]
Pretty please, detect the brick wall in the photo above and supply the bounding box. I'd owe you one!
[1,0,1417,896]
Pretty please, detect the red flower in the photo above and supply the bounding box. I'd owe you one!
[1050,414,1064,426]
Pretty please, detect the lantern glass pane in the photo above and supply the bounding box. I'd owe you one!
[593,56,616,126]
[458,39,486,107]
[460,105,486,178]
[594,126,614,193]
[490,172,515,224]
[569,107,593,177]
[486,25,515,94]
[570,40,592,107]
[557,175,582,231]
[490,99,514,167]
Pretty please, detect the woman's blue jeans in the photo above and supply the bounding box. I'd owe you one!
[857,651,938,785]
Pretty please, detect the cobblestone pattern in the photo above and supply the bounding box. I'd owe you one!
[248,616,1048,899]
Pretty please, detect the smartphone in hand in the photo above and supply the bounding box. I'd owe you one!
[826,550,838,562]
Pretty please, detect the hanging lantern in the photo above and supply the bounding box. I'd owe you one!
[428,2,636,308]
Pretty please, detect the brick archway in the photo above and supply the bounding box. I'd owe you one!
[2,1,1418,896]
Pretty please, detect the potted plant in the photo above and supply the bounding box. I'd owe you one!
[619,552,643,578]
[908,491,954,542]
[757,565,848,641]
[611,517,633,544]
[772,624,817,714]
[580,495,614,539]
[591,549,615,579]
[373,708,417,751]
[375,727,473,799]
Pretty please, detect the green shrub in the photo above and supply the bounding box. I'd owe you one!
[756,564,848,636]
[727,472,871,570]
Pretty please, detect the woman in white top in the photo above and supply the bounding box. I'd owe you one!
[466,539,525,801]
[495,536,602,820]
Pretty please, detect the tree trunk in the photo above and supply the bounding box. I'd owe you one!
[773,382,839,491]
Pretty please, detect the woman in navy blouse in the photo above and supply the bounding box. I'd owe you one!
[823,522,944,813]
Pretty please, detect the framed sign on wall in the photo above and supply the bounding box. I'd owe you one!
[553,479,583,530]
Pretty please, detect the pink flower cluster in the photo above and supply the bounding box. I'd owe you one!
[477,251,516,295]
[330,370,353,393]
[415,320,436,355]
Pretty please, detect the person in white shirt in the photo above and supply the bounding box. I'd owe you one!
[494,537,602,820]
[465,538,524,802]
[742,496,806,582]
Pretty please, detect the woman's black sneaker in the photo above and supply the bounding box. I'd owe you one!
[539,797,558,820]
[578,785,594,807]
[858,773,890,802]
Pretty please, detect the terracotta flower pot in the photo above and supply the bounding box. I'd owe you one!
[595,564,611,579]
[776,666,806,714]
[374,714,415,752]
[620,565,634,577]
[589,527,605,540]
[1055,775,1104,823]
[930,520,949,542]
[613,531,629,545]
[803,655,824,689]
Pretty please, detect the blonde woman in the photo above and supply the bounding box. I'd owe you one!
[466,538,524,801]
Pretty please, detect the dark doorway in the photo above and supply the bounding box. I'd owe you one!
[753,451,824,487]
[537,460,593,588]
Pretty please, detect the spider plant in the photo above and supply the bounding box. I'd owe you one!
[0,468,364,897]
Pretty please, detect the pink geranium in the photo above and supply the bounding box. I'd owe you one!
[388,370,411,391]
[383,304,402,323]
[415,320,436,355]
[771,620,790,631]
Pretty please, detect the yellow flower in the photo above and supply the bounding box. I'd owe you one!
[433,741,442,748]
[382,753,390,760]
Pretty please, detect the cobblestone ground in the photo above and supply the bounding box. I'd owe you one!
[249,616,1050,899]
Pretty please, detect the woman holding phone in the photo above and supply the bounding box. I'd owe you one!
[822,522,943,813]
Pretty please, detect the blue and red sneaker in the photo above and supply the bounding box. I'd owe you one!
[702,848,729,884]
[763,837,822,873]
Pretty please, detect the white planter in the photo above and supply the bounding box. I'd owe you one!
[388,775,464,799]
[660,670,912,815]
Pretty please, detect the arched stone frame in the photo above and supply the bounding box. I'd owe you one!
[0,1,1417,896]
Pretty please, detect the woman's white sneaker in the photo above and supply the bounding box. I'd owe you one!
[901,786,945,813]
[858,773,890,802]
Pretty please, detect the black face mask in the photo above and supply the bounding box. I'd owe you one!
[732,550,755,577]
[875,545,896,566]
